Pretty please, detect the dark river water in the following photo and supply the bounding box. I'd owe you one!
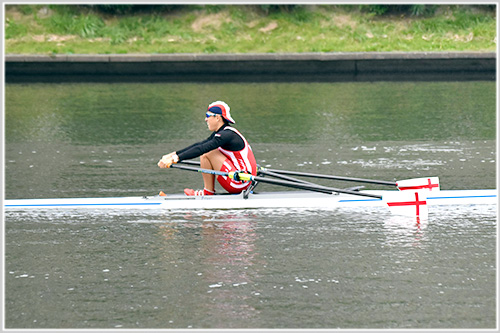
[3,81,496,329]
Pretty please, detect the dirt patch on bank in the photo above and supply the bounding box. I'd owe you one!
[191,12,232,32]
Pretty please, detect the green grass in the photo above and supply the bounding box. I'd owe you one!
[4,4,497,54]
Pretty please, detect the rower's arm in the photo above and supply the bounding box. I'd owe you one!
[176,134,225,161]
[176,136,213,156]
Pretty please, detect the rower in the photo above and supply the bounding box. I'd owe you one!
[158,101,258,196]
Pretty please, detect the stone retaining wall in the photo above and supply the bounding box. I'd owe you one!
[5,52,496,82]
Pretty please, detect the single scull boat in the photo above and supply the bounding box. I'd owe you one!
[3,162,497,216]
[3,189,496,210]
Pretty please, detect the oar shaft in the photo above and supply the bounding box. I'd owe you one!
[258,168,319,186]
[252,175,382,198]
[171,164,226,177]
[171,164,382,199]
[180,161,395,186]
[263,168,397,186]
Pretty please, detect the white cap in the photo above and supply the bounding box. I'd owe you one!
[207,101,235,124]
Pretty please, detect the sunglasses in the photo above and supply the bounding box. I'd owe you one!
[205,112,219,118]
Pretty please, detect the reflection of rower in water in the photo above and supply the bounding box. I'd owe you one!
[157,213,261,322]
[199,216,260,321]
[158,101,258,196]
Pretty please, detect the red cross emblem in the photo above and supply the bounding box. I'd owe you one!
[397,178,439,191]
[387,192,427,216]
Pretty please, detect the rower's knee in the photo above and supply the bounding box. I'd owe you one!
[201,150,219,162]
[200,152,212,168]
[201,150,226,170]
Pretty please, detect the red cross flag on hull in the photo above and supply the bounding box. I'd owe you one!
[385,190,429,218]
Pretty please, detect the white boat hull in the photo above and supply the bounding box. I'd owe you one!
[4,189,497,211]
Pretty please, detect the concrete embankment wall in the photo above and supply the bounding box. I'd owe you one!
[5,52,496,83]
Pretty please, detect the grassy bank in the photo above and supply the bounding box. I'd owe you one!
[4,4,497,55]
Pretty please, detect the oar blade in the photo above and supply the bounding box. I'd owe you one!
[396,177,440,192]
[384,191,428,218]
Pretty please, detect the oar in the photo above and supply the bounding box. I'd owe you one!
[180,162,395,186]
[170,164,382,199]
[177,160,347,193]
[259,167,397,187]
[180,161,383,187]
[178,160,356,189]
[257,167,323,186]
[179,160,440,192]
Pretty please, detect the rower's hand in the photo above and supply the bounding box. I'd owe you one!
[158,153,179,168]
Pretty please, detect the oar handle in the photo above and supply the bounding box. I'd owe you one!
[179,160,201,166]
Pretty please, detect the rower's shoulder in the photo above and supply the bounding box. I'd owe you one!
[222,126,240,134]
[219,126,237,135]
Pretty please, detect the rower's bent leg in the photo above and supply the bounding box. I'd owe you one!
[200,149,227,192]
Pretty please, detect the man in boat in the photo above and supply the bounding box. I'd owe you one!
[158,101,258,196]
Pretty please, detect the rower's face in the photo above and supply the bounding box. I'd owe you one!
[205,114,221,131]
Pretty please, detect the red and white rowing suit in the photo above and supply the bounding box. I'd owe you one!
[217,127,257,193]
[176,124,257,193]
